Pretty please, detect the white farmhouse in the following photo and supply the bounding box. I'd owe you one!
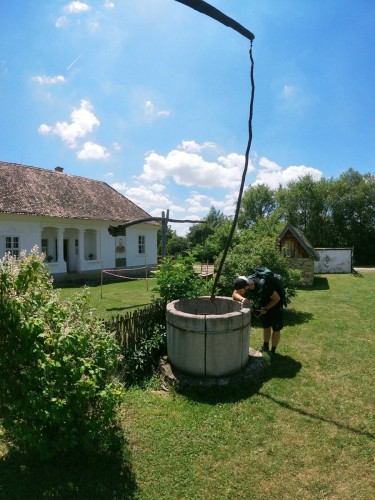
[0,161,159,282]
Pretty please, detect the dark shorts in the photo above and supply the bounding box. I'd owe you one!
[262,306,283,331]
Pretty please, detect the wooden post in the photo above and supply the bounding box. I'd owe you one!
[145,258,148,291]
[161,209,169,258]
[161,211,166,258]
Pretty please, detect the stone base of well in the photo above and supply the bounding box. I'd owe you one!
[159,348,265,388]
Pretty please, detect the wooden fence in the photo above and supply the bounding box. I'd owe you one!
[103,300,167,355]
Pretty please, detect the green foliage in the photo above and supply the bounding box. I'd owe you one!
[124,322,166,386]
[329,169,375,263]
[238,183,278,229]
[155,252,211,302]
[165,234,189,256]
[157,170,374,266]
[217,220,301,301]
[276,169,375,264]
[0,248,124,458]
[113,298,167,386]
[186,206,228,261]
[157,224,188,256]
[196,219,239,263]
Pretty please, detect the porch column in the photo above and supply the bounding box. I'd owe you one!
[78,229,85,271]
[57,229,64,264]
[95,229,100,260]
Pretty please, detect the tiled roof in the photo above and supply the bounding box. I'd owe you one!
[0,161,156,224]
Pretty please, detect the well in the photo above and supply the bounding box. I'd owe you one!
[166,296,251,377]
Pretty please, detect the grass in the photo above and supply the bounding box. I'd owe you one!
[1,272,374,498]
[57,279,159,318]
[119,272,375,499]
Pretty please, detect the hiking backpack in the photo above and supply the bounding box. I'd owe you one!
[252,266,288,307]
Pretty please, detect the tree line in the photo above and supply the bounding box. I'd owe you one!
[159,169,375,265]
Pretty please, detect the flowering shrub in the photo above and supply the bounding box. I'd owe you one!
[0,248,124,458]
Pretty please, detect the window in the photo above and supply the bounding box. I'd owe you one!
[6,236,19,257]
[138,235,145,254]
[41,238,48,255]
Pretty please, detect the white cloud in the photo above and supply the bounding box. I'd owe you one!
[104,0,115,7]
[259,157,281,172]
[112,180,174,213]
[178,140,216,153]
[185,192,211,211]
[56,2,91,28]
[144,100,170,119]
[124,184,172,210]
[55,16,67,28]
[32,75,66,85]
[110,143,324,237]
[77,141,110,160]
[253,156,323,189]
[111,181,127,192]
[38,99,100,148]
[38,124,52,135]
[112,142,122,151]
[64,1,91,14]
[137,145,252,189]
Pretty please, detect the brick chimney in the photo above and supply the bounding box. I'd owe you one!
[55,166,64,173]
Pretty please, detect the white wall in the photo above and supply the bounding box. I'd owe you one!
[0,214,43,258]
[314,248,352,273]
[125,224,158,268]
[0,215,158,275]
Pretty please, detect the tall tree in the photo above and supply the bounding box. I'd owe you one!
[186,206,226,248]
[238,184,277,229]
[277,175,331,246]
[186,206,229,262]
[330,169,375,263]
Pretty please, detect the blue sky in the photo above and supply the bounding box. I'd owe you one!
[1,0,374,234]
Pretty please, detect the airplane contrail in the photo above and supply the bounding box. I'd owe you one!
[66,54,82,71]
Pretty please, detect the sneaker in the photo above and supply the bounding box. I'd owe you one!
[259,345,269,353]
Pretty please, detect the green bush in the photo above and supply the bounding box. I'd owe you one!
[155,252,211,303]
[124,322,167,386]
[0,248,124,458]
[113,298,168,386]
[217,229,301,303]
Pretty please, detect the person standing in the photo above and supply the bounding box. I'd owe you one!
[232,275,283,359]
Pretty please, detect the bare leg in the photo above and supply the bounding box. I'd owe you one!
[271,330,280,348]
[263,327,271,343]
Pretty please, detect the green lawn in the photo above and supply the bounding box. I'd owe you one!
[57,278,159,318]
[120,272,374,499]
[1,272,374,499]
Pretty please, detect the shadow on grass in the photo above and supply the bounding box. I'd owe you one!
[0,447,137,499]
[250,309,313,329]
[258,392,375,439]
[284,308,314,326]
[301,276,330,290]
[107,303,151,312]
[176,355,374,440]
[176,354,302,405]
